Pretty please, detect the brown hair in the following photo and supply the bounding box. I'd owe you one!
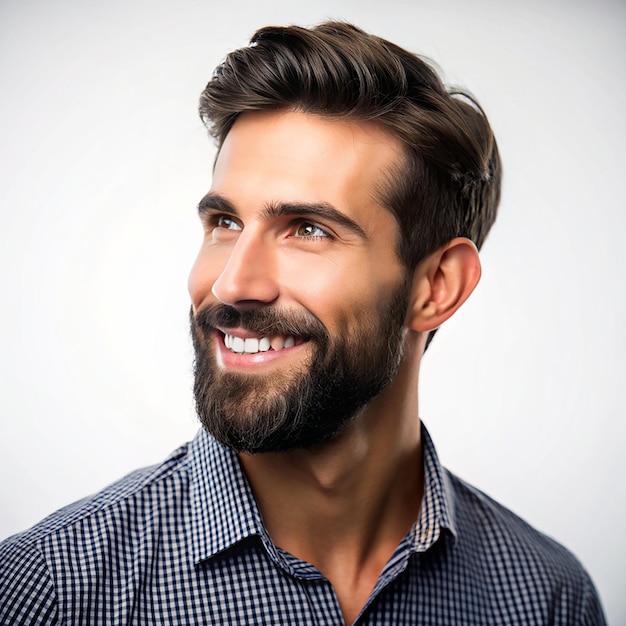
[199,21,501,270]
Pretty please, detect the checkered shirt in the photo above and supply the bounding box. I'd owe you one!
[0,424,606,625]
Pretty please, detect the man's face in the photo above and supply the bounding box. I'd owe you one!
[188,110,411,453]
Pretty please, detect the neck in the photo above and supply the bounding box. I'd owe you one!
[237,351,423,624]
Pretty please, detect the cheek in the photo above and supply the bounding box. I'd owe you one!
[279,253,362,297]
[279,256,378,328]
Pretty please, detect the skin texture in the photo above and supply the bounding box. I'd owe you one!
[189,110,412,453]
[188,110,482,624]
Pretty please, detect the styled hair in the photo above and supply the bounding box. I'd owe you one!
[199,21,501,270]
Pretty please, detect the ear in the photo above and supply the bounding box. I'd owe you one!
[407,237,481,333]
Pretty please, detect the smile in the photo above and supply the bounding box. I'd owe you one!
[223,333,301,354]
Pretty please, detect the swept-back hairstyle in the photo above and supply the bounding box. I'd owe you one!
[199,21,501,270]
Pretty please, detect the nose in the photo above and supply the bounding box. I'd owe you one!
[211,231,279,307]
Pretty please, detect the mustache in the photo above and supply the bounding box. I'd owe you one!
[191,304,329,340]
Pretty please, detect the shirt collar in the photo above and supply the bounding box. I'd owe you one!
[187,429,267,565]
[187,421,458,565]
[411,422,458,551]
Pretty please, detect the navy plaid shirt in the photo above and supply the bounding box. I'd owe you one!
[1,424,606,625]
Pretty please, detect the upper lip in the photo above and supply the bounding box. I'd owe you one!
[216,327,266,339]
[217,327,305,340]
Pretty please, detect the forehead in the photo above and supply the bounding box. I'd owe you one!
[211,110,405,224]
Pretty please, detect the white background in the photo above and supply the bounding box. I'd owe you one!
[1,0,624,623]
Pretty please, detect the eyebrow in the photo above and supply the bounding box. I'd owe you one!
[197,193,236,216]
[198,193,368,240]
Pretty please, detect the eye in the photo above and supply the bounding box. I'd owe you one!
[293,222,329,239]
[216,215,242,231]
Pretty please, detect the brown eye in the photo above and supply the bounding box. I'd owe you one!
[216,215,242,231]
[294,222,328,238]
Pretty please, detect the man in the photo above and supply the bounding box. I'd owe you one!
[0,21,606,625]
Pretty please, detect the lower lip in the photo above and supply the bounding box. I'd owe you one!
[213,331,306,369]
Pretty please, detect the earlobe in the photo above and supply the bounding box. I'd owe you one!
[407,237,481,333]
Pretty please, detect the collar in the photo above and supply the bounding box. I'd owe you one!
[411,422,458,551]
[187,430,266,566]
[187,421,457,566]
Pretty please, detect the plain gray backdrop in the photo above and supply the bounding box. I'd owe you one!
[1,0,624,623]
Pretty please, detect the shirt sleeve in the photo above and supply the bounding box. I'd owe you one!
[581,575,608,626]
[0,537,58,625]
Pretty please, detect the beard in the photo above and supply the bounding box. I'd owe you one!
[190,280,411,454]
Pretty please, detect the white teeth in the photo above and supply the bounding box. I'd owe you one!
[232,336,245,353]
[244,337,258,353]
[223,333,297,354]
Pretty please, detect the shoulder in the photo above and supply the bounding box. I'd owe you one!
[447,469,579,567]
[444,470,606,625]
[1,537,57,625]
[0,441,192,625]
[4,441,192,546]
